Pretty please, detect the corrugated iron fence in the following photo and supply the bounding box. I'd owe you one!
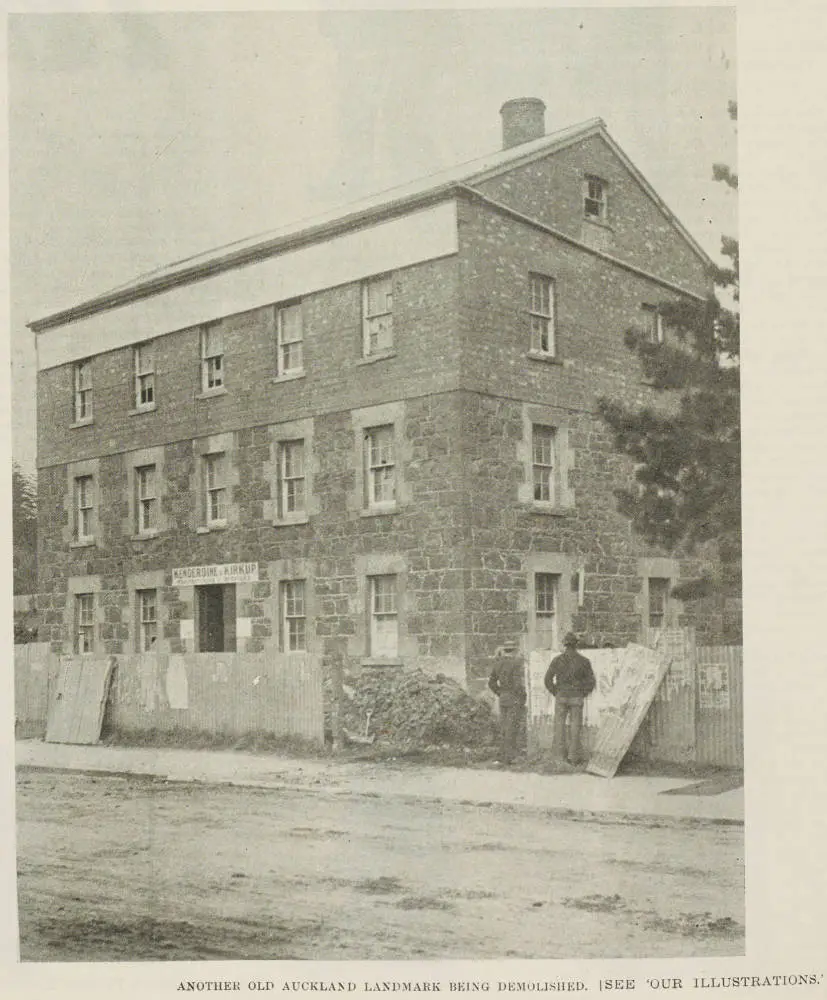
[14,647,324,745]
[528,633,743,768]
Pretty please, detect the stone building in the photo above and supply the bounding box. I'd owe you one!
[31,99,731,693]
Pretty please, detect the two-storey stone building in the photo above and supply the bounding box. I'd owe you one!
[31,98,730,692]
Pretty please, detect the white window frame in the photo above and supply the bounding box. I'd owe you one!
[201,324,224,392]
[368,574,398,658]
[74,475,95,541]
[281,579,307,652]
[137,588,158,652]
[76,593,95,653]
[365,425,396,508]
[276,302,304,376]
[204,452,228,525]
[135,464,157,535]
[642,304,665,345]
[532,425,557,505]
[534,572,560,650]
[134,342,156,408]
[583,175,608,221]
[279,439,306,518]
[362,274,394,356]
[74,361,92,422]
[529,274,556,356]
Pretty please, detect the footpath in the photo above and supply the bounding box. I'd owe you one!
[15,739,743,827]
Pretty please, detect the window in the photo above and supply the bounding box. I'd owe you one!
[648,577,671,629]
[135,465,157,534]
[532,425,557,504]
[201,324,224,391]
[74,361,92,422]
[529,274,556,356]
[535,573,560,650]
[365,425,396,507]
[134,342,155,407]
[204,452,228,525]
[276,303,304,375]
[369,574,398,657]
[362,275,393,355]
[642,305,664,345]
[279,440,305,517]
[137,589,158,652]
[74,475,95,541]
[281,580,307,652]
[75,593,95,653]
[583,175,607,220]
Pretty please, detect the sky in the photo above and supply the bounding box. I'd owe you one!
[8,7,738,473]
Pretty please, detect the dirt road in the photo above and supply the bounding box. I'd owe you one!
[16,768,744,961]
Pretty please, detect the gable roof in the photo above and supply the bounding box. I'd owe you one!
[30,116,712,332]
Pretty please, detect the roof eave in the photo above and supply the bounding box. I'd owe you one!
[29,183,462,333]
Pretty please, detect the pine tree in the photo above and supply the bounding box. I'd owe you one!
[13,462,38,596]
[598,103,740,600]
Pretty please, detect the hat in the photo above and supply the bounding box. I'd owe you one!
[563,632,579,648]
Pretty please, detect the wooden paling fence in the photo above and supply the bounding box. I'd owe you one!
[528,631,743,769]
[14,646,324,746]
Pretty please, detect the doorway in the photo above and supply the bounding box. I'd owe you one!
[196,584,236,652]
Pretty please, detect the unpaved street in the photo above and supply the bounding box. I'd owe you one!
[16,768,744,961]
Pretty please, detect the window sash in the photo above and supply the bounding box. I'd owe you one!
[75,476,94,538]
[74,363,92,420]
[369,575,398,656]
[277,304,304,374]
[136,465,157,532]
[535,573,559,648]
[205,454,227,522]
[201,326,224,389]
[138,589,158,651]
[529,276,555,354]
[648,578,670,628]
[366,427,396,505]
[363,276,393,354]
[642,306,664,345]
[584,176,606,218]
[532,427,556,503]
[76,594,95,652]
[281,580,307,652]
[280,440,306,515]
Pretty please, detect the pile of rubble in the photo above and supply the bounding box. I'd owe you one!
[340,667,498,751]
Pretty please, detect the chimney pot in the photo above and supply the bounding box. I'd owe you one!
[500,98,546,150]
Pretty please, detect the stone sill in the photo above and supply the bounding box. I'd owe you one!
[69,418,94,429]
[355,350,397,367]
[129,403,157,416]
[130,531,160,541]
[360,505,399,518]
[526,351,563,367]
[272,514,310,527]
[582,215,614,232]
[272,370,306,385]
[69,538,96,549]
[361,658,403,668]
[525,504,573,517]
[196,387,228,400]
[196,522,228,534]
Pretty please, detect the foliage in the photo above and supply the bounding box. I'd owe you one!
[598,104,740,599]
[13,463,38,595]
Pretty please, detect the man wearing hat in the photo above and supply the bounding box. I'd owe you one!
[488,643,527,766]
[544,632,596,766]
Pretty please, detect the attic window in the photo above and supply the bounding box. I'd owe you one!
[583,175,607,221]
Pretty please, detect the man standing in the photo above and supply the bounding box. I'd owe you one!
[544,633,596,766]
[488,644,527,766]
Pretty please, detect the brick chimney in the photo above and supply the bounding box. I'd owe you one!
[500,98,546,149]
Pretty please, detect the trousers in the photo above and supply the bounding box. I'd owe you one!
[552,696,585,763]
[498,696,524,763]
